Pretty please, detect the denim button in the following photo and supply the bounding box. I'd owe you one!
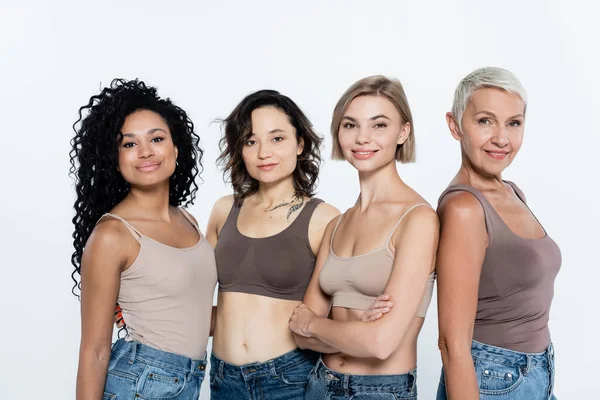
[506,373,512,379]
[198,365,205,371]
[484,370,490,375]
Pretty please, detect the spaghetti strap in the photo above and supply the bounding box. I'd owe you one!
[329,213,345,252]
[98,213,142,242]
[385,203,431,244]
[179,208,201,233]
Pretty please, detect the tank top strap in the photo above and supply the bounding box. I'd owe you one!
[179,207,201,233]
[294,197,323,225]
[98,213,142,242]
[289,197,324,241]
[385,203,432,244]
[438,184,496,238]
[504,180,527,204]
[219,200,242,234]
[330,213,345,252]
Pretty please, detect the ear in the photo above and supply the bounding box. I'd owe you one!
[297,137,304,155]
[397,122,411,145]
[446,112,462,141]
[174,146,179,159]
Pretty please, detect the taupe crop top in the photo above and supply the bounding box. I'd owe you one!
[101,209,217,359]
[319,203,435,317]
[215,198,323,301]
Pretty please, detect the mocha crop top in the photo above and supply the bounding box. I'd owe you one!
[319,203,435,317]
[214,198,323,301]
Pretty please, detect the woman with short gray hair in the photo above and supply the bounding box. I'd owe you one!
[435,67,560,400]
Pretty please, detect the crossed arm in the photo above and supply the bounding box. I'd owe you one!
[290,207,439,360]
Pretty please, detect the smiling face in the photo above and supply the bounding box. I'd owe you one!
[241,106,303,185]
[117,109,178,187]
[449,88,525,176]
[337,95,410,173]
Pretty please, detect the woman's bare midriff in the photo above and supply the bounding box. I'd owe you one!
[323,307,424,375]
[212,292,301,365]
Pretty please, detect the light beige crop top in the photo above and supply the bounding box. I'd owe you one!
[100,209,217,359]
[319,203,435,317]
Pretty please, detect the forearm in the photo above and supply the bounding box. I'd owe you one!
[439,345,479,400]
[309,317,385,358]
[76,349,111,400]
[293,332,339,354]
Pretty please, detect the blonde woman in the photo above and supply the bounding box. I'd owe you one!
[289,76,438,400]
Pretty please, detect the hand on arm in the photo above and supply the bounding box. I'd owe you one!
[76,221,127,400]
[436,192,487,400]
[293,207,439,360]
[290,211,341,354]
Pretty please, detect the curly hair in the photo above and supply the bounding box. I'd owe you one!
[217,90,322,204]
[69,78,202,297]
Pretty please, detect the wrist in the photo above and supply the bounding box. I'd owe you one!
[306,315,321,337]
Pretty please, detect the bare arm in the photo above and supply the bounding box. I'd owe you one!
[436,192,487,400]
[205,196,235,336]
[76,221,129,400]
[292,207,439,360]
[205,195,235,249]
[293,209,341,354]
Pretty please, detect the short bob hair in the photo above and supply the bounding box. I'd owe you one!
[451,67,527,127]
[217,89,322,204]
[330,75,415,163]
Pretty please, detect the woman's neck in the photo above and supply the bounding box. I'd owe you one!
[455,153,506,193]
[251,176,299,209]
[121,181,173,221]
[356,160,404,211]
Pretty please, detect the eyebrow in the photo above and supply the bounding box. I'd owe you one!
[249,128,287,136]
[342,114,391,122]
[122,128,167,137]
[474,111,524,119]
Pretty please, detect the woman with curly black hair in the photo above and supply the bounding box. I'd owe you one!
[204,89,341,399]
[71,79,217,400]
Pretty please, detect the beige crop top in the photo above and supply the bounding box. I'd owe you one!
[319,203,435,317]
[100,209,217,359]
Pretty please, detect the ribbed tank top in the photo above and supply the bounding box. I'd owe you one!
[319,203,436,316]
[100,209,217,359]
[439,182,561,353]
[215,198,323,301]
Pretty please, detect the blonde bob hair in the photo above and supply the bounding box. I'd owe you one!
[330,75,415,163]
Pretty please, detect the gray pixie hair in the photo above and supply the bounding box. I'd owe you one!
[451,67,527,127]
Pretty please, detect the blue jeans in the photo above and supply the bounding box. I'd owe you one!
[209,348,318,400]
[305,358,418,399]
[103,339,206,400]
[436,340,556,400]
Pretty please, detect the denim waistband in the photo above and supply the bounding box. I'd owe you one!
[210,348,318,380]
[112,339,207,376]
[315,358,416,392]
[471,340,554,371]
